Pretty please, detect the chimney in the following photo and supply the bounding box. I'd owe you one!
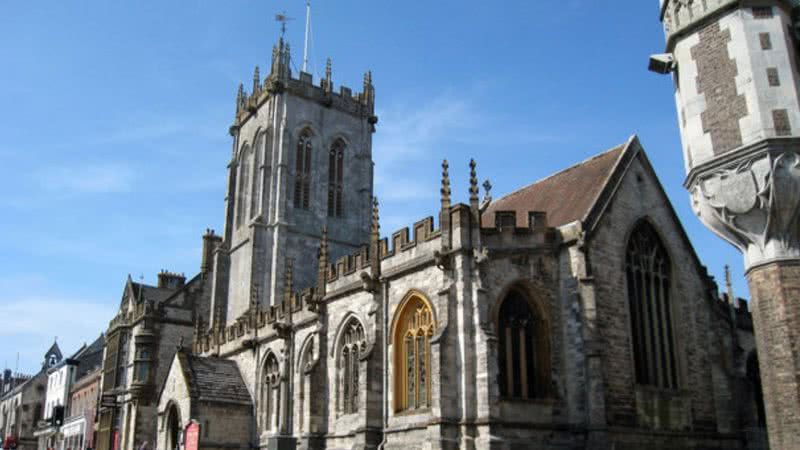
[201,229,222,275]
[157,270,186,289]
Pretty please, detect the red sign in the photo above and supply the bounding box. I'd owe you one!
[112,430,120,450]
[184,422,200,450]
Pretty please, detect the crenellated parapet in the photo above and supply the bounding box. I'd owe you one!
[231,38,377,131]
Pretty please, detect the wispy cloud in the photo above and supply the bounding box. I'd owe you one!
[36,163,135,194]
[0,275,115,372]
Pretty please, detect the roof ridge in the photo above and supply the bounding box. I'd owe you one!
[490,142,628,206]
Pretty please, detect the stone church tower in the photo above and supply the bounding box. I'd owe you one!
[210,39,377,327]
[653,1,800,447]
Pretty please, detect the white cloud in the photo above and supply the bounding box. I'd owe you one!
[0,276,115,373]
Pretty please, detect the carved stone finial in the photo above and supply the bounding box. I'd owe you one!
[469,159,480,211]
[323,58,333,94]
[370,197,381,281]
[441,160,451,208]
[284,259,294,303]
[316,228,328,298]
[252,66,261,96]
[235,83,244,115]
[480,179,493,213]
[724,264,735,305]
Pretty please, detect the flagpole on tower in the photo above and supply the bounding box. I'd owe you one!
[302,1,311,73]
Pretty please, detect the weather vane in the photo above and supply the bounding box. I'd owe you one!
[275,11,294,39]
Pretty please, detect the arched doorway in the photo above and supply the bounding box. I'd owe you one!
[165,405,182,450]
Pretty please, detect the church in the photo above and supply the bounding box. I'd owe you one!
[94,37,767,450]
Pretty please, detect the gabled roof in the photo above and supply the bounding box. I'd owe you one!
[174,351,252,405]
[121,275,176,309]
[482,138,632,229]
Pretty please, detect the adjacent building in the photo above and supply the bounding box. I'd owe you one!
[0,345,62,450]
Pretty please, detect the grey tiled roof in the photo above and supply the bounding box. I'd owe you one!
[179,352,252,405]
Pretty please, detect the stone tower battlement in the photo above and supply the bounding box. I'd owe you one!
[231,38,376,132]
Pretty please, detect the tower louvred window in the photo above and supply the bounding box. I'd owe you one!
[294,129,313,210]
[626,221,678,390]
[328,138,345,217]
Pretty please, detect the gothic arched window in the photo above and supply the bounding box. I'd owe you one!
[497,288,550,399]
[327,138,345,217]
[393,293,435,413]
[261,353,280,432]
[250,131,265,219]
[338,319,365,414]
[236,143,251,228]
[626,221,678,389]
[263,129,274,218]
[294,129,313,210]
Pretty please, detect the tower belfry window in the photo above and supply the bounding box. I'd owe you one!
[626,221,678,390]
[328,139,345,217]
[294,129,313,210]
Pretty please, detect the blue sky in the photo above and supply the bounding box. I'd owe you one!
[0,1,747,373]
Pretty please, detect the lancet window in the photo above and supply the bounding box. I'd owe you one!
[327,138,345,217]
[236,143,251,228]
[250,131,265,219]
[294,129,313,210]
[338,319,365,414]
[626,221,678,389]
[393,294,435,413]
[497,287,551,399]
[261,353,280,432]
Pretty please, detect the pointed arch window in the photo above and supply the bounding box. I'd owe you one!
[250,131,265,219]
[393,294,435,413]
[497,288,551,399]
[294,129,313,210]
[328,139,345,217]
[263,129,274,219]
[626,221,678,389]
[338,319,365,415]
[236,143,251,228]
[261,353,280,432]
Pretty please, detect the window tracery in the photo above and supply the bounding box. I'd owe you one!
[294,129,313,210]
[338,319,365,414]
[497,288,550,399]
[393,294,435,413]
[626,221,678,389]
[261,353,280,432]
[328,138,345,217]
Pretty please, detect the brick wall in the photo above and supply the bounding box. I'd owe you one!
[747,261,800,450]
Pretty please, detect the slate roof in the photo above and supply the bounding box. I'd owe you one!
[130,282,175,304]
[482,141,628,229]
[178,352,252,405]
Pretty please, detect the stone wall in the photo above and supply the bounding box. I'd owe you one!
[587,152,730,440]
